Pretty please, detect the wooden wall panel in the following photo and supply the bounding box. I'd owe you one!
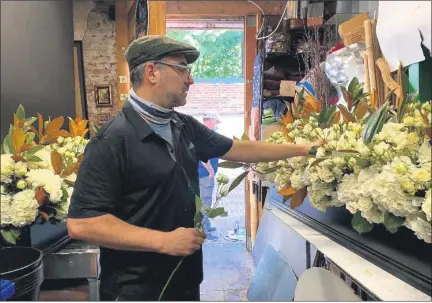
[127,1,137,44]
[115,0,130,109]
[147,1,167,35]
[244,14,259,251]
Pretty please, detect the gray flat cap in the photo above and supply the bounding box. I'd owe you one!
[125,35,200,71]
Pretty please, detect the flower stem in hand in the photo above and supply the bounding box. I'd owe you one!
[158,257,185,301]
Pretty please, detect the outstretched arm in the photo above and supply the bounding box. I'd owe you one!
[221,140,317,163]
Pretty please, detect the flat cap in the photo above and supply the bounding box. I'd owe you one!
[125,35,200,71]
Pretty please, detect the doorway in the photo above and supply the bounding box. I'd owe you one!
[166,18,253,301]
[166,18,247,243]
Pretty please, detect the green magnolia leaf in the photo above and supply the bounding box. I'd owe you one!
[228,171,248,194]
[383,88,397,104]
[351,212,373,234]
[24,155,43,162]
[352,83,364,101]
[309,158,326,169]
[362,103,389,144]
[16,104,26,120]
[193,194,203,227]
[25,145,45,155]
[241,133,250,141]
[397,91,418,122]
[26,132,36,144]
[348,77,359,95]
[207,207,227,219]
[218,161,244,169]
[383,213,405,233]
[1,229,22,244]
[320,106,337,129]
[341,86,353,110]
[3,125,15,154]
[24,117,37,128]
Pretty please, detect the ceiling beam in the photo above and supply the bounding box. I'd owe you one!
[166,1,286,16]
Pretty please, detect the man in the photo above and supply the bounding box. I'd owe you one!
[67,35,320,301]
[198,112,221,239]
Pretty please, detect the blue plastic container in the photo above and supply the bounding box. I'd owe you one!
[0,280,15,301]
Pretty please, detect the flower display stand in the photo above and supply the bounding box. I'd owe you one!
[268,185,432,297]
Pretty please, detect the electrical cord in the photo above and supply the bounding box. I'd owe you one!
[255,0,290,40]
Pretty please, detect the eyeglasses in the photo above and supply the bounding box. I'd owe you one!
[154,61,192,76]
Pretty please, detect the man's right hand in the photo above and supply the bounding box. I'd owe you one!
[161,227,206,256]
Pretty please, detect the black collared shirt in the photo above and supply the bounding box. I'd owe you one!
[67,101,233,297]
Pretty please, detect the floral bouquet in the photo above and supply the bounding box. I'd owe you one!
[1,105,90,245]
[223,79,432,243]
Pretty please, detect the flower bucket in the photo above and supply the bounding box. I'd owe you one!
[0,247,44,301]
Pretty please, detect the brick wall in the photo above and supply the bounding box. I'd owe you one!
[80,4,118,132]
[176,81,244,115]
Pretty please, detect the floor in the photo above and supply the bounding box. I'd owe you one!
[39,167,255,301]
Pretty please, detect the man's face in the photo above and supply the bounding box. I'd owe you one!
[153,55,194,108]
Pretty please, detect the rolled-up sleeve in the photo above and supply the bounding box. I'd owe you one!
[67,137,123,219]
[190,118,233,162]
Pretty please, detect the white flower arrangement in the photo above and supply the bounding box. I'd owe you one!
[224,80,432,243]
[0,105,90,245]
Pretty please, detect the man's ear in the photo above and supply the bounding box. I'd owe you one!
[145,62,159,84]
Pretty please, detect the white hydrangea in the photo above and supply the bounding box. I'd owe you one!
[404,213,432,243]
[1,190,39,227]
[423,189,431,221]
[290,169,309,190]
[368,169,418,217]
[26,169,63,203]
[307,181,336,212]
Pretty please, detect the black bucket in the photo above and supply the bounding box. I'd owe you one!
[0,246,44,301]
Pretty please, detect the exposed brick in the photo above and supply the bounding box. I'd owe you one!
[80,6,118,133]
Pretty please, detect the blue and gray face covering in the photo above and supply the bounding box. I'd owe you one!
[128,89,173,125]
